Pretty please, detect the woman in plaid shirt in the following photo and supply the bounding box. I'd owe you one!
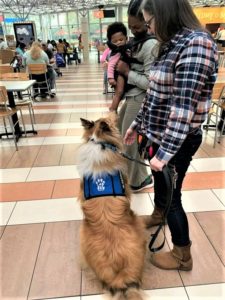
[124,0,218,271]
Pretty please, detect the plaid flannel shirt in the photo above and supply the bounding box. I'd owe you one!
[132,28,218,162]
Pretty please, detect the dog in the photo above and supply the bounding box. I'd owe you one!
[76,113,146,300]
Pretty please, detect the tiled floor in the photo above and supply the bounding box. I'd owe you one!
[0,51,225,299]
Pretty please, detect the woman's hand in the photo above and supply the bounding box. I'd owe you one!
[116,61,130,77]
[150,156,167,172]
[124,128,137,145]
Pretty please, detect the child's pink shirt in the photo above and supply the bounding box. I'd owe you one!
[100,47,111,63]
[107,52,121,79]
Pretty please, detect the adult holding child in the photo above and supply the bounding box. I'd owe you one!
[116,0,157,192]
[124,0,218,270]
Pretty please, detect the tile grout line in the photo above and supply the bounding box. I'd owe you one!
[27,223,46,300]
[192,211,225,267]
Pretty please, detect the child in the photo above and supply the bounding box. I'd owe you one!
[106,22,131,112]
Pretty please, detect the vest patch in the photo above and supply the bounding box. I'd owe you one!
[83,171,125,200]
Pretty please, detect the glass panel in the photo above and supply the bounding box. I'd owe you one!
[50,14,58,26]
[52,25,69,41]
[58,12,67,26]
[68,11,77,25]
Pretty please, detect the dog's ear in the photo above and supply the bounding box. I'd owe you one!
[100,120,111,132]
[80,118,94,129]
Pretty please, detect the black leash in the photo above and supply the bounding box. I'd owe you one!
[96,140,151,167]
[90,138,177,252]
[148,166,177,252]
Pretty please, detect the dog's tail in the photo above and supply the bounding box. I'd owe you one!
[124,287,144,300]
[108,283,144,300]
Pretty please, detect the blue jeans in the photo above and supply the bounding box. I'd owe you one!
[151,128,202,246]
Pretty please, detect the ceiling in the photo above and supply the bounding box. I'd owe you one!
[0,0,224,19]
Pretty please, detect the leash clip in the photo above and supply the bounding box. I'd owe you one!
[173,169,178,189]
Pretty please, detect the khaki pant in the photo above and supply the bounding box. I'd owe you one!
[118,92,149,186]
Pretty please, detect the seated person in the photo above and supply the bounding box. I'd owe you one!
[42,42,57,94]
[23,41,52,98]
[106,22,132,112]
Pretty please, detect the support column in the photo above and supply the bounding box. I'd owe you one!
[117,5,123,22]
[80,16,89,62]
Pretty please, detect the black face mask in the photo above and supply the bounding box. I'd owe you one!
[133,29,148,40]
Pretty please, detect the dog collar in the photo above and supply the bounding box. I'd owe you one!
[89,138,118,153]
[83,171,125,200]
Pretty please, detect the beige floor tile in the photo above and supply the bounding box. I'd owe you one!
[52,113,71,123]
[28,221,81,299]
[0,226,5,238]
[60,144,80,165]
[168,214,225,286]
[7,146,41,168]
[0,201,16,225]
[33,145,63,167]
[70,112,87,122]
[142,227,183,290]
[186,283,225,299]
[34,113,55,124]
[81,268,104,296]
[144,287,188,299]
[0,224,44,299]
[0,147,16,168]
[194,211,225,265]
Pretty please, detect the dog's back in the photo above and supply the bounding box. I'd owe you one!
[77,113,146,299]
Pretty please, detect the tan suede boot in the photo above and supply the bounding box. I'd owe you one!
[144,207,165,228]
[150,242,193,271]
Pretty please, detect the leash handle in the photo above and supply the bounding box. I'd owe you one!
[148,165,176,253]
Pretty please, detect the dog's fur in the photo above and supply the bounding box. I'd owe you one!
[77,113,146,300]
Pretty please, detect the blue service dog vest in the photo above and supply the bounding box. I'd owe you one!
[83,171,125,200]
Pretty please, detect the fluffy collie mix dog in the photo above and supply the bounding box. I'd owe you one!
[77,113,146,300]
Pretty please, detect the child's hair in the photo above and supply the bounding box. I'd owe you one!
[107,22,127,41]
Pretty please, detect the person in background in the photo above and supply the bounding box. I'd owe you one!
[63,38,70,64]
[42,42,57,94]
[51,40,57,51]
[0,38,8,49]
[47,39,54,51]
[56,39,66,65]
[16,42,26,57]
[116,0,157,192]
[23,41,51,98]
[124,0,218,270]
[78,34,83,52]
[216,26,225,47]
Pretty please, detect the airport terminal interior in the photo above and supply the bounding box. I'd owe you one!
[0,0,225,299]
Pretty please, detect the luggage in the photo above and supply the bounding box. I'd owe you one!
[55,53,65,67]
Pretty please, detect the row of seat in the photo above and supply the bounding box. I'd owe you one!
[0,63,55,150]
[0,85,26,150]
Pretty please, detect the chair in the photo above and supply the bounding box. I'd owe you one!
[27,63,51,99]
[0,49,15,64]
[205,83,225,147]
[0,86,26,150]
[0,65,14,74]
[218,51,225,67]
[0,72,36,132]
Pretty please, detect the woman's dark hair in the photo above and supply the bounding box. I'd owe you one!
[19,42,26,50]
[128,0,145,20]
[141,0,203,43]
[107,22,127,41]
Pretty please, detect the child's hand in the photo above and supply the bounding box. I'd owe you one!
[102,61,108,70]
[108,78,117,86]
